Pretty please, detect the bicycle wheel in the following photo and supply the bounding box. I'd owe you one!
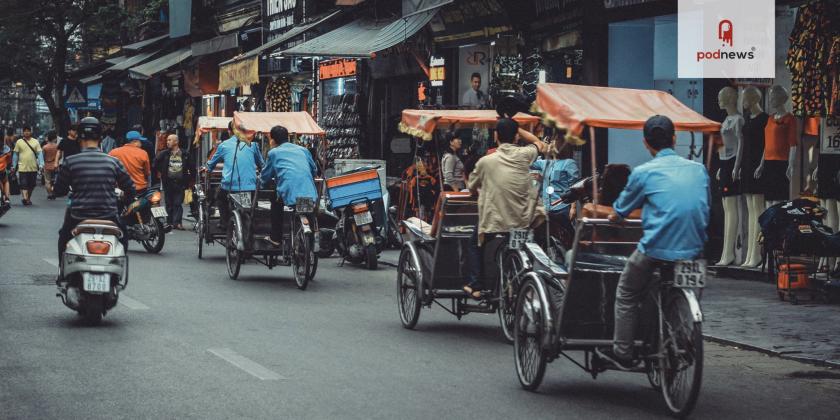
[514,277,549,391]
[197,205,205,259]
[226,219,242,280]
[499,252,524,344]
[396,247,421,329]
[659,292,703,417]
[291,219,312,290]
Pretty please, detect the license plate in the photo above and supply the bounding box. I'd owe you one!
[354,211,373,226]
[509,229,533,249]
[230,192,252,208]
[150,206,168,218]
[83,273,110,293]
[296,197,315,213]
[674,260,707,288]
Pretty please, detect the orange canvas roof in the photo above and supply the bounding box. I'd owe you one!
[535,83,720,135]
[195,116,232,134]
[233,111,325,136]
[399,109,539,141]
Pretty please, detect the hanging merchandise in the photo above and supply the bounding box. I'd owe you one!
[265,78,292,112]
[322,93,361,167]
[183,98,195,136]
[489,54,523,105]
[829,35,840,116]
[521,49,545,102]
[786,0,836,117]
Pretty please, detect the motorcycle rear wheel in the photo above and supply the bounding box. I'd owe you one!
[365,244,378,270]
[141,217,165,254]
[81,295,104,326]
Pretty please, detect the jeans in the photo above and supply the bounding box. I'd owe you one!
[57,209,128,269]
[465,223,482,289]
[613,249,661,360]
[164,182,184,225]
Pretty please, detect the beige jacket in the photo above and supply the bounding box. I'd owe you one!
[468,143,546,239]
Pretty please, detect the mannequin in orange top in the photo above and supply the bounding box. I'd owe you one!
[754,85,798,207]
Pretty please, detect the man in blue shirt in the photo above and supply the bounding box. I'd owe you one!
[259,125,318,246]
[203,126,264,228]
[598,115,709,368]
[531,140,579,239]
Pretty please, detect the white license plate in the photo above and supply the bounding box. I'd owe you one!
[509,229,533,249]
[354,211,373,226]
[83,273,110,293]
[674,260,707,288]
[231,192,252,208]
[151,206,168,218]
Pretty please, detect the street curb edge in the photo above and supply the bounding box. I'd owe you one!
[703,334,840,369]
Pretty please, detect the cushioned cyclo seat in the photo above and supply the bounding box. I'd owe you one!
[403,217,433,241]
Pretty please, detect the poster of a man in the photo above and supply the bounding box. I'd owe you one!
[461,72,489,109]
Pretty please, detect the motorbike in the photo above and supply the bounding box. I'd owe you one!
[333,199,384,269]
[118,186,170,253]
[57,219,127,325]
[315,196,339,258]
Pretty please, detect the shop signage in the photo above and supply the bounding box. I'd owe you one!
[219,56,259,91]
[319,59,357,81]
[264,0,297,36]
[429,56,445,87]
[604,0,658,8]
[822,116,840,155]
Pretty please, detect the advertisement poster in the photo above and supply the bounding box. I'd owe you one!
[458,44,491,108]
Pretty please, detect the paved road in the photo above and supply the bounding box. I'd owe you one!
[2,190,840,419]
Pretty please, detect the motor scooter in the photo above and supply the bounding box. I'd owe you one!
[334,199,384,269]
[119,186,170,253]
[57,219,127,325]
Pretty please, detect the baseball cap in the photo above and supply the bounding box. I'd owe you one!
[643,115,675,141]
[125,130,148,143]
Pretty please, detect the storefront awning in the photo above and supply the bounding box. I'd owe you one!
[399,109,539,141]
[108,50,161,72]
[106,56,127,65]
[192,33,239,57]
[233,111,325,136]
[534,83,721,135]
[122,34,168,52]
[80,73,104,85]
[282,0,452,58]
[129,47,193,80]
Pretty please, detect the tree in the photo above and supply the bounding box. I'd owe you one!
[0,0,125,133]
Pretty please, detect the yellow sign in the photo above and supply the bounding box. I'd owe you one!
[218,56,259,91]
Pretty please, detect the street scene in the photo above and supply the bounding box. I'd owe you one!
[2,0,840,419]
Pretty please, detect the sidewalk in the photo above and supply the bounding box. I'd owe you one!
[704,275,840,367]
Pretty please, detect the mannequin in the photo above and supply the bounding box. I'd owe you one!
[812,117,840,273]
[716,86,744,266]
[734,86,769,267]
[755,85,798,207]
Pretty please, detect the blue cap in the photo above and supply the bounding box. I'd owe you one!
[126,130,147,143]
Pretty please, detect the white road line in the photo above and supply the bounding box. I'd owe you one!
[1,238,23,244]
[207,348,284,380]
[43,258,59,267]
[119,294,150,310]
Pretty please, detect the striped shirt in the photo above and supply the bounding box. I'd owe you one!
[54,148,136,219]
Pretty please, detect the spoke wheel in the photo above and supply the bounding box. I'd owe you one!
[397,248,421,329]
[141,216,165,254]
[291,219,313,290]
[226,219,242,280]
[646,359,662,390]
[659,292,703,417]
[499,252,524,343]
[197,205,205,259]
[514,278,548,391]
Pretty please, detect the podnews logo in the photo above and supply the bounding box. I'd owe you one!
[695,19,756,62]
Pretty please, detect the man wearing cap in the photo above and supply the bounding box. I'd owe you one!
[597,115,710,369]
[109,130,152,195]
[203,123,264,229]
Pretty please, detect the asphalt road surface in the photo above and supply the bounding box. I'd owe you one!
[2,190,840,419]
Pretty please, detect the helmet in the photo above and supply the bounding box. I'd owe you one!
[78,117,102,140]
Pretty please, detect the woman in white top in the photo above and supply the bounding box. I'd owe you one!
[441,133,466,191]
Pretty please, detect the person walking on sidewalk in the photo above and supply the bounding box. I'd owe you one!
[154,134,192,230]
[42,131,59,200]
[11,126,43,205]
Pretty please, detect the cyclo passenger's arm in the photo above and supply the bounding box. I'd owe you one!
[204,143,223,171]
[609,171,645,223]
[517,128,547,155]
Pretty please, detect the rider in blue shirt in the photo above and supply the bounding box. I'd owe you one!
[598,115,710,368]
[204,127,264,228]
[260,125,318,246]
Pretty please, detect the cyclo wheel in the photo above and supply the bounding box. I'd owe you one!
[499,251,524,344]
[197,205,205,259]
[141,216,165,254]
[226,218,242,280]
[291,218,312,290]
[396,247,421,329]
[514,277,549,391]
[659,291,703,417]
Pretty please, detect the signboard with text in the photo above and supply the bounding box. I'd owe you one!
[821,116,840,155]
[319,59,357,80]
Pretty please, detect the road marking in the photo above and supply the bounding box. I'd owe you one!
[43,258,59,267]
[207,348,284,380]
[119,294,149,310]
[0,238,23,244]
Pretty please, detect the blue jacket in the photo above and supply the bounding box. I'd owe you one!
[205,137,264,192]
[531,158,579,213]
[260,142,318,205]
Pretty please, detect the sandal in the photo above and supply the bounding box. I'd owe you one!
[462,285,483,300]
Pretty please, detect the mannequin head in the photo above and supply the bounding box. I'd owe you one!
[743,86,763,114]
[768,85,789,114]
[718,87,738,114]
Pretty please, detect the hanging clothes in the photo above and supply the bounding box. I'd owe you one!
[829,35,840,116]
[264,78,292,112]
[786,1,833,117]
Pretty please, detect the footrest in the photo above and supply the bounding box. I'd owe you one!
[460,303,495,314]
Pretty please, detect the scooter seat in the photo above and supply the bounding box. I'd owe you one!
[80,219,119,227]
[74,219,122,237]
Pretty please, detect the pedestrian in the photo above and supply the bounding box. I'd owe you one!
[100,126,116,154]
[0,140,10,204]
[154,134,192,230]
[56,125,80,164]
[42,131,59,199]
[11,126,43,205]
[109,130,151,195]
[441,133,466,191]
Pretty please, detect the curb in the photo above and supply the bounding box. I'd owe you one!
[703,334,840,369]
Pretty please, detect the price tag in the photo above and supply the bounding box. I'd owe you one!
[820,116,840,155]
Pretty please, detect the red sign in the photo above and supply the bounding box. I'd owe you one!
[319,59,357,80]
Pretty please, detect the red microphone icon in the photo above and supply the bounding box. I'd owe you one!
[719,19,733,47]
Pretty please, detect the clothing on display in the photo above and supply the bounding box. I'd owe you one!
[718,114,743,160]
[265,78,292,112]
[786,0,835,117]
[521,50,544,102]
[741,112,769,194]
[718,157,739,196]
[764,113,799,161]
[830,36,840,116]
[763,160,791,201]
[817,153,840,199]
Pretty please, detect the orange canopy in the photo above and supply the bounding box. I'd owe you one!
[233,111,325,136]
[399,109,540,141]
[195,116,232,134]
[535,83,720,135]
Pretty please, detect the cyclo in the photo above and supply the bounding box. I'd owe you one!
[197,112,327,290]
[510,84,719,417]
[395,109,545,342]
[193,115,232,259]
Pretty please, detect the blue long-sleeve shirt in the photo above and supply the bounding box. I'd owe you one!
[205,137,264,192]
[531,158,579,213]
[613,148,709,261]
[260,142,318,205]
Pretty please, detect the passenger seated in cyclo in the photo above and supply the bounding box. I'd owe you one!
[463,118,548,299]
[201,122,265,228]
[530,127,580,247]
[591,115,709,369]
[260,125,318,247]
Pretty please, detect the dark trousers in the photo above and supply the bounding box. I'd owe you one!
[270,197,284,242]
[164,182,185,225]
[58,209,128,265]
[216,189,231,227]
[466,223,482,288]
